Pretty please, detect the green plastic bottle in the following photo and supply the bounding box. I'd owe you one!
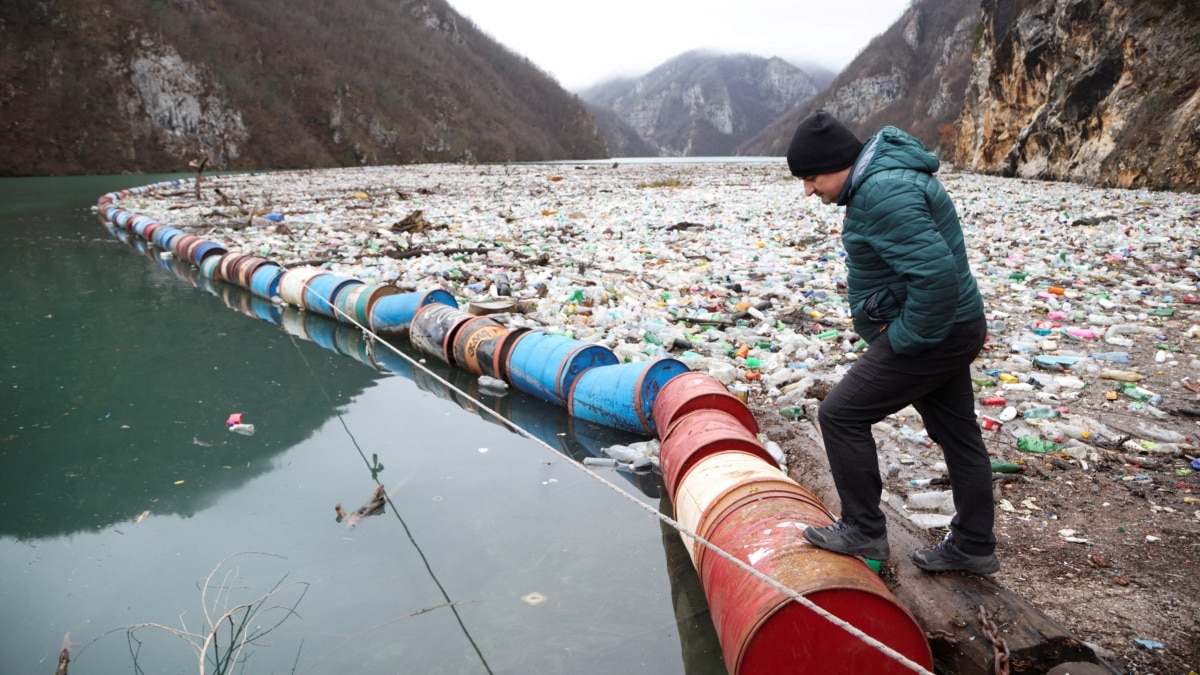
[1017,436,1059,454]
[990,460,1024,473]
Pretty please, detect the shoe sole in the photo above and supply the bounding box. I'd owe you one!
[911,557,999,574]
[803,528,891,560]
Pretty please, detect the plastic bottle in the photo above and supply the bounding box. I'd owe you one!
[229,423,256,436]
[990,460,1023,473]
[1101,369,1145,382]
[1017,436,1059,453]
[1090,351,1130,363]
[898,425,932,448]
[764,440,786,467]
[1022,406,1061,420]
[906,490,955,513]
[478,375,509,392]
[1132,421,1188,444]
[779,405,805,420]
[583,457,620,467]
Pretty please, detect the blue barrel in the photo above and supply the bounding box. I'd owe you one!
[505,331,619,408]
[372,343,416,380]
[113,209,134,230]
[369,289,457,335]
[250,295,282,325]
[302,274,363,319]
[568,358,691,436]
[192,241,227,267]
[130,214,152,234]
[303,312,339,353]
[152,226,185,250]
[249,264,286,300]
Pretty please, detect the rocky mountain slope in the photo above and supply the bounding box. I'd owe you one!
[0,0,606,176]
[580,51,819,157]
[738,0,981,160]
[957,0,1200,191]
[740,0,1198,193]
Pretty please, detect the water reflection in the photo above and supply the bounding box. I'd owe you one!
[0,175,726,674]
[135,219,665,501]
[0,210,383,541]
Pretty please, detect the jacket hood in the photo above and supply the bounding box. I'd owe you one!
[842,127,940,201]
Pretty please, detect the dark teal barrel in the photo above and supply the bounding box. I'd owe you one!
[369,289,458,336]
[567,358,691,436]
[333,323,378,370]
[302,274,364,319]
[504,331,619,408]
[199,253,223,280]
[409,303,475,366]
[249,264,286,300]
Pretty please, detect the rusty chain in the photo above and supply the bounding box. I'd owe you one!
[979,605,1011,675]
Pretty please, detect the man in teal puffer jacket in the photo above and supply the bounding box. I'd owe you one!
[787,110,998,575]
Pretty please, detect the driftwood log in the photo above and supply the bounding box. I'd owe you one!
[785,421,1119,674]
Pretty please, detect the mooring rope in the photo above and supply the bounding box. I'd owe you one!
[286,326,496,675]
[299,279,934,675]
[100,176,932,672]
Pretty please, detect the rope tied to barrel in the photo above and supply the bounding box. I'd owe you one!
[292,272,937,675]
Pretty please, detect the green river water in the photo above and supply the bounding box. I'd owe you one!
[0,174,725,674]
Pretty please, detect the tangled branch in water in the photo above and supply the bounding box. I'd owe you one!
[114,551,307,675]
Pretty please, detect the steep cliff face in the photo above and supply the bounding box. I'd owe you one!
[112,41,248,167]
[957,0,1200,191]
[740,0,980,158]
[582,51,818,157]
[0,0,606,176]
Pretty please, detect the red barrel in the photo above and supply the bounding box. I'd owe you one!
[171,233,200,261]
[653,371,759,437]
[235,255,274,289]
[659,408,776,502]
[218,252,253,284]
[698,497,933,674]
[452,316,509,375]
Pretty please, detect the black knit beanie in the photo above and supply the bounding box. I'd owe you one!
[786,110,864,177]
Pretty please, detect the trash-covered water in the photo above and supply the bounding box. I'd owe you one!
[113,159,1200,518]
[0,175,725,674]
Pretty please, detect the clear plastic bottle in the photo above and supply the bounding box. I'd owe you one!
[1023,407,1061,420]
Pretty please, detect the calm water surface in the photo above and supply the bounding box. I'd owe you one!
[0,175,725,674]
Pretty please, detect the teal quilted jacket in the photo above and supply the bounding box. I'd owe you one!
[836,127,985,356]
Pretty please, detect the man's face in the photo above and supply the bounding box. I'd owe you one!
[799,167,851,205]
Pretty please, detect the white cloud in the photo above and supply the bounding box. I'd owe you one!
[449,0,911,90]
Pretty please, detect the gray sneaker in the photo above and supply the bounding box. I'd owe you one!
[912,533,999,574]
[803,520,891,560]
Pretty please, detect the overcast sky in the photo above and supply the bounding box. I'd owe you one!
[449,0,913,91]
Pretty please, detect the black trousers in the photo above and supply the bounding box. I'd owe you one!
[816,315,995,556]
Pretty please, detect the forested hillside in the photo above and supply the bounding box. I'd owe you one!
[0,0,607,176]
